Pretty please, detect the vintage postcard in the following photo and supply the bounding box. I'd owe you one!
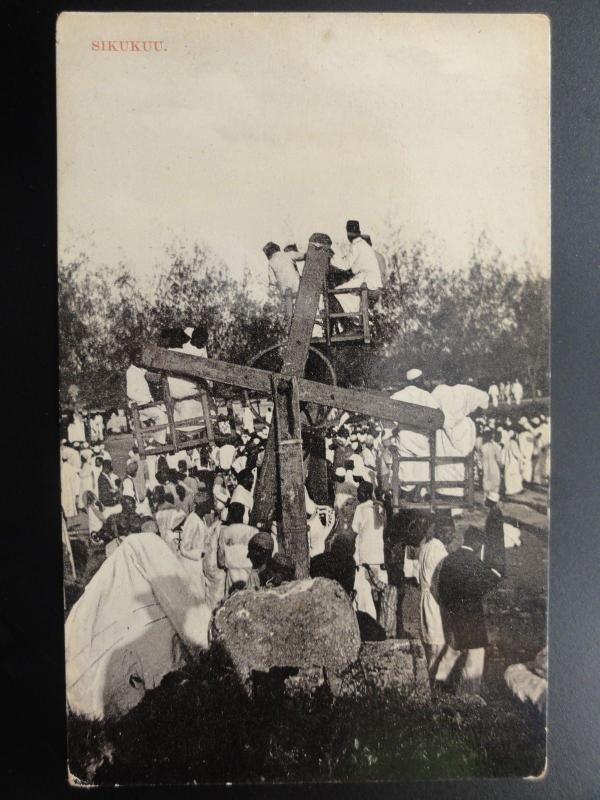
[58,11,549,785]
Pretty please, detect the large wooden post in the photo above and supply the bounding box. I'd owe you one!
[271,374,309,577]
[251,240,330,534]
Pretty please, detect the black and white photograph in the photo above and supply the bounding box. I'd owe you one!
[57,11,550,785]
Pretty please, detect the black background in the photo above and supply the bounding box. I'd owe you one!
[4,0,599,797]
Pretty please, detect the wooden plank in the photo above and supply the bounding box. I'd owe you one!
[361,283,370,344]
[161,373,179,449]
[252,242,331,531]
[130,403,146,458]
[296,379,443,432]
[142,346,272,393]
[327,286,366,295]
[271,375,309,578]
[323,277,331,347]
[391,448,400,510]
[140,346,444,432]
[466,450,475,506]
[137,434,235,458]
[429,433,436,512]
[200,390,215,446]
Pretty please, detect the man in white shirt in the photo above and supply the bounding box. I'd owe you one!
[264,242,303,298]
[511,379,524,406]
[230,468,255,524]
[167,326,210,430]
[126,350,168,445]
[352,481,387,620]
[390,368,440,496]
[488,383,499,408]
[431,383,489,497]
[333,221,383,313]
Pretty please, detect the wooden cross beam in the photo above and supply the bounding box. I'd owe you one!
[140,343,445,577]
[139,236,446,579]
[140,345,444,432]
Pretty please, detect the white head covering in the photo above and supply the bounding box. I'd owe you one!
[487,491,500,503]
[335,467,346,478]
[218,443,236,470]
[184,326,194,338]
[406,368,423,381]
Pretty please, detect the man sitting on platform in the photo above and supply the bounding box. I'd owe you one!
[390,368,440,501]
[126,345,168,445]
[165,327,210,433]
[331,220,382,314]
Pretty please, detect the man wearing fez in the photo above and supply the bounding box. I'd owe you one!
[331,220,382,314]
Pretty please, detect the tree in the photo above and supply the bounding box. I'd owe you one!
[58,232,549,408]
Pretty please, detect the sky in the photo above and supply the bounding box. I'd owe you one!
[57,12,550,293]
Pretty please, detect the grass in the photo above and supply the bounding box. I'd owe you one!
[67,652,545,785]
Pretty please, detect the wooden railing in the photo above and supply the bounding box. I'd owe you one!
[130,375,237,459]
[286,281,376,346]
[390,438,475,511]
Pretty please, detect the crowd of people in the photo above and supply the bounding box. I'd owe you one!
[487,379,525,408]
[61,347,549,704]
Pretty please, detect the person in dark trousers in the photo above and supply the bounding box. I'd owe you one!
[483,491,507,577]
[434,526,503,699]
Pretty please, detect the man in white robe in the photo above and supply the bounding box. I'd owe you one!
[431,383,489,497]
[126,351,168,445]
[511,379,524,405]
[264,241,303,298]
[332,221,382,314]
[390,369,440,494]
[61,453,80,518]
[352,482,387,620]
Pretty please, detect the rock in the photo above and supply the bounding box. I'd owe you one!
[210,577,361,693]
[338,639,430,698]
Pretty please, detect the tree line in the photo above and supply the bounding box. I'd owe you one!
[58,235,549,409]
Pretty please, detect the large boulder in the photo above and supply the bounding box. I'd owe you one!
[210,577,361,692]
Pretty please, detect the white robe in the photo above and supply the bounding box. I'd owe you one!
[65,533,211,721]
[390,385,440,490]
[61,460,79,518]
[518,430,535,483]
[178,512,208,600]
[504,439,523,495]
[431,384,488,496]
[352,500,386,620]
[418,538,447,646]
[334,238,382,313]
